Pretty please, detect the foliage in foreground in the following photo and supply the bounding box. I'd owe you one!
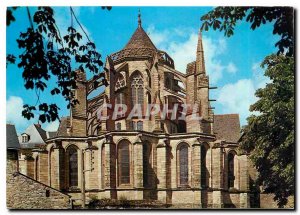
[7,7,111,123]
[200,7,294,57]
[240,54,294,207]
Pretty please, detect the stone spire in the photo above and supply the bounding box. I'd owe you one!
[138,9,142,28]
[196,29,205,74]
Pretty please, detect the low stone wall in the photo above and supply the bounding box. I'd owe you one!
[7,172,72,209]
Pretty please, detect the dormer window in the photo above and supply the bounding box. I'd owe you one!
[21,133,30,143]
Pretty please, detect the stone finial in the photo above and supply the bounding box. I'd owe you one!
[138,9,142,27]
[196,28,206,74]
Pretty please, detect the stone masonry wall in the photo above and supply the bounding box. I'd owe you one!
[7,172,72,209]
[7,151,71,210]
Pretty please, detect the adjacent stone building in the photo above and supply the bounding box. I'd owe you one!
[28,14,251,208]
[6,124,72,209]
[18,124,56,179]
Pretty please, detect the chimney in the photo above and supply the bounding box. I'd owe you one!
[35,123,41,128]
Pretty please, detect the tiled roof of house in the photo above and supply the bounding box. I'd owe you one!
[214,114,241,143]
[6,124,20,149]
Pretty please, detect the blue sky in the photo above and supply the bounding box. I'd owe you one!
[6,6,279,133]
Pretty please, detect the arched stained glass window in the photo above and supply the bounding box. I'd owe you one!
[115,92,125,105]
[228,153,235,188]
[118,141,130,185]
[131,72,144,110]
[143,142,152,187]
[147,92,151,105]
[201,145,207,187]
[115,122,121,131]
[178,143,189,186]
[69,147,78,187]
[115,93,125,118]
[146,70,151,88]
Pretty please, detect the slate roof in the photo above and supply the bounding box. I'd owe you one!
[214,114,241,143]
[124,26,157,50]
[18,124,59,148]
[34,124,48,140]
[7,124,20,149]
[21,124,46,145]
[56,117,70,137]
[47,131,57,139]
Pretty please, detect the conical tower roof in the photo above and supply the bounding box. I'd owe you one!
[110,10,163,65]
[124,26,156,50]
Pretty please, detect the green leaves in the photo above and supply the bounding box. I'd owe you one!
[200,8,295,205]
[13,6,107,124]
[38,103,60,123]
[6,7,18,26]
[200,7,294,57]
[240,55,294,207]
[50,88,60,95]
[6,54,16,66]
[22,104,36,120]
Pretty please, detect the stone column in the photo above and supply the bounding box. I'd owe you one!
[38,150,49,185]
[239,154,250,208]
[25,155,34,179]
[212,143,224,208]
[133,135,143,199]
[192,140,202,208]
[51,141,64,190]
[104,142,113,188]
[103,135,116,199]
[156,138,168,203]
[98,139,105,190]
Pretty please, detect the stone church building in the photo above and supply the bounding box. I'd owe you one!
[29,14,251,208]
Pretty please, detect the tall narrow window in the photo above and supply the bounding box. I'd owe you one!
[228,153,235,188]
[178,120,186,133]
[137,121,143,131]
[116,92,125,105]
[115,93,125,118]
[143,142,152,187]
[178,143,189,186]
[131,72,144,110]
[131,121,137,131]
[201,145,207,187]
[118,141,130,185]
[147,92,151,105]
[115,122,121,131]
[69,147,78,187]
